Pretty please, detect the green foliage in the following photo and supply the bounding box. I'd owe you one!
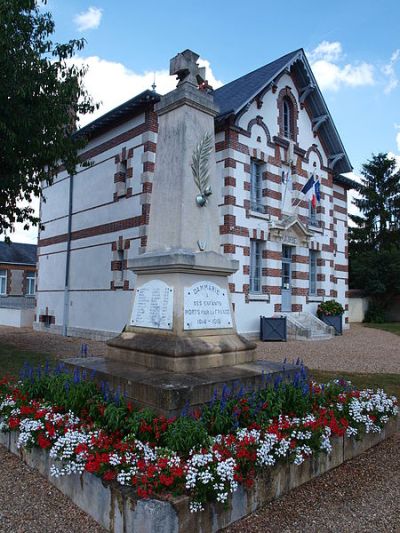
[363,301,387,323]
[317,299,344,317]
[349,153,400,254]
[349,154,400,307]
[350,246,400,306]
[20,370,102,415]
[0,0,97,236]
[163,417,210,455]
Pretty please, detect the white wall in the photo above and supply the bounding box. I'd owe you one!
[0,308,34,327]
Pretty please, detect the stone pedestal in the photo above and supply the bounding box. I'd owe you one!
[107,251,256,372]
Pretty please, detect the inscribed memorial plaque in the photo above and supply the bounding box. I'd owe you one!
[184,281,233,330]
[130,280,173,330]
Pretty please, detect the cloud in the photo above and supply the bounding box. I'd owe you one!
[307,41,343,63]
[5,197,40,245]
[306,41,374,91]
[388,151,400,171]
[73,55,223,126]
[74,7,103,31]
[382,49,400,94]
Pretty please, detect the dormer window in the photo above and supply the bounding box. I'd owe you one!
[283,97,292,139]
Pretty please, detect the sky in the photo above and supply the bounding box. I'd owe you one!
[12,0,400,243]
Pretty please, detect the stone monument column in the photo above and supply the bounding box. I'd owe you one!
[107,49,256,372]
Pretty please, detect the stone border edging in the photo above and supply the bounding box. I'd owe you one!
[0,415,398,533]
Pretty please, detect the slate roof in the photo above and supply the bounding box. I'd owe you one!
[74,90,160,141]
[74,49,352,176]
[213,48,352,176]
[0,242,37,265]
[213,49,301,118]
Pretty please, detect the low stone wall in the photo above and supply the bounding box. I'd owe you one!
[0,416,398,533]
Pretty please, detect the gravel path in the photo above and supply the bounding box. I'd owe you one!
[225,432,400,533]
[0,325,107,358]
[0,446,105,533]
[256,323,400,374]
[1,323,399,374]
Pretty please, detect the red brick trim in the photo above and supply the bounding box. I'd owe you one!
[245,116,272,143]
[78,110,157,164]
[39,206,148,247]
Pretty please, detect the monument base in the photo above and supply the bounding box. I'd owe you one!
[65,357,299,417]
[106,330,256,372]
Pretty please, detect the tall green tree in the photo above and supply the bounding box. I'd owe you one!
[0,0,97,236]
[349,153,400,253]
[349,153,400,320]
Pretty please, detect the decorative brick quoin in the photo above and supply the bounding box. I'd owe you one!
[35,49,355,340]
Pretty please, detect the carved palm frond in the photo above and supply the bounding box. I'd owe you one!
[191,131,213,195]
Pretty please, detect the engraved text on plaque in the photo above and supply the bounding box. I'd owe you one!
[130,280,173,330]
[184,281,233,330]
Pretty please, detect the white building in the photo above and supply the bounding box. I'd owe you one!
[35,49,354,340]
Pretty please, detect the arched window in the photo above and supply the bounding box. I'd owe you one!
[283,97,292,139]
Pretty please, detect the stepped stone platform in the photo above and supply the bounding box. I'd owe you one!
[65,357,298,416]
[279,311,336,340]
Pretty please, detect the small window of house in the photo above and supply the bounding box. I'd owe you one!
[0,270,7,295]
[250,240,262,293]
[26,272,36,296]
[250,160,264,213]
[283,97,292,139]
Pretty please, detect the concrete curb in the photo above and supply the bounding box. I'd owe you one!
[0,415,398,532]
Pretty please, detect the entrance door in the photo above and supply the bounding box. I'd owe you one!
[281,245,292,312]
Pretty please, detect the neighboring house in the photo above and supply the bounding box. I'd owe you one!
[35,48,355,340]
[0,241,37,327]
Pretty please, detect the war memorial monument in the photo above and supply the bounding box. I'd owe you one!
[68,50,290,415]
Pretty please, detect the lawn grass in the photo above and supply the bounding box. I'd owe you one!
[311,369,400,399]
[0,343,56,378]
[363,322,400,336]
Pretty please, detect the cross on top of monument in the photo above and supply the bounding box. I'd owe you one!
[170,49,206,88]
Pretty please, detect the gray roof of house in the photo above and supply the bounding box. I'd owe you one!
[0,242,37,265]
[74,90,160,141]
[213,49,352,175]
[75,49,352,175]
[213,49,301,118]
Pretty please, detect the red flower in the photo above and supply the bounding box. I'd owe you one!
[103,470,117,481]
[159,474,174,487]
[8,417,20,429]
[85,461,101,474]
[38,433,52,449]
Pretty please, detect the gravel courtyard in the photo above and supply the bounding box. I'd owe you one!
[0,323,399,532]
[0,322,399,374]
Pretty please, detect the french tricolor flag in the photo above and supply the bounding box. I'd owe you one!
[301,174,320,208]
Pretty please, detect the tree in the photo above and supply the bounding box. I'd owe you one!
[349,153,400,320]
[0,0,97,237]
[349,153,400,254]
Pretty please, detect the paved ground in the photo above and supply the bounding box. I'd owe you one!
[256,323,400,374]
[0,322,399,373]
[0,323,399,532]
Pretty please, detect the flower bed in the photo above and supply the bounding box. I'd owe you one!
[0,364,398,514]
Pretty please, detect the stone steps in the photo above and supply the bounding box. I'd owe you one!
[276,312,335,341]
